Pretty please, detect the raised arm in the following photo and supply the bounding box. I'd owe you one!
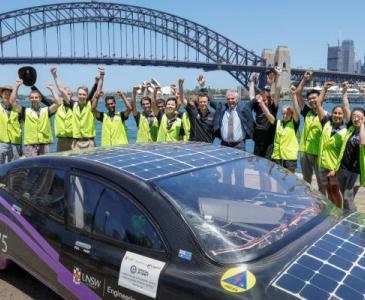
[296,70,313,110]
[256,94,275,124]
[50,67,71,103]
[342,81,351,122]
[290,85,300,123]
[249,72,256,101]
[91,90,102,120]
[273,66,282,107]
[9,79,23,113]
[151,86,160,116]
[116,90,132,118]
[46,84,62,114]
[178,78,187,107]
[360,116,365,146]
[130,86,139,117]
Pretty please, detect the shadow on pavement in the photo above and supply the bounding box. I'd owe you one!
[0,262,62,300]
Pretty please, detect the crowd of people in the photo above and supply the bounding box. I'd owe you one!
[0,67,364,211]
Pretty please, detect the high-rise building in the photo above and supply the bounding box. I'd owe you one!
[342,40,355,73]
[354,60,362,74]
[327,45,343,71]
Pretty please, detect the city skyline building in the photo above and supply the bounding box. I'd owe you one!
[327,45,343,71]
[341,39,355,73]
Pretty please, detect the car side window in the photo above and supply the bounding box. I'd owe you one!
[68,175,164,251]
[7,168,66,221]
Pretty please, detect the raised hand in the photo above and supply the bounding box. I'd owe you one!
[255,94,263,103]
[274,66,282,74]
[46,83,55,90]
[178,78,184,86]
[250,72,256,82]
[290,85,297,95]
[15,79,23,87]
[98,66,105,76]
[342,81,349,93]
[133,85,140,93]
[304,70,314,80]
[50,67,57,77]
[197,74,205,87]
[324,81,335,90]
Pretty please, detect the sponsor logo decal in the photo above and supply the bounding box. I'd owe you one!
[220,267,256,293]
[72,266,102,290]
[118,251,165,299]
[178,249,192,261]
[73,267,81,284]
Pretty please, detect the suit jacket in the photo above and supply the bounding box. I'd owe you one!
[210,99,254,140]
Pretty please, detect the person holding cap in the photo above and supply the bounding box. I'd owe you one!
[0,84,22,163]
[10,79,62,157]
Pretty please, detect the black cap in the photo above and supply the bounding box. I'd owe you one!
[18,66,37,87]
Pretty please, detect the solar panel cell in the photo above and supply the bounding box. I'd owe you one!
[273,213,365,300]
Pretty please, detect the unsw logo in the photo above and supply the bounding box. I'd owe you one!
[73,266,103,290]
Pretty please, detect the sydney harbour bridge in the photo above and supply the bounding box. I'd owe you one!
[0,1,364,87]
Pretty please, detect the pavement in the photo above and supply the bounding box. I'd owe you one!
[297,173,365,213]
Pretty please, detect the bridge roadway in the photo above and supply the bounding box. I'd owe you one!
[1,56,365,83]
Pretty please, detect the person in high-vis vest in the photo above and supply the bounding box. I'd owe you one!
[10,79,62,157]
[0,84,21,163]
[336,106,365,211]
[316,81,349,208]
[49,67,74,151]
[71,67,104,150]
[131,84,159,143]
[270,87,300,173]
[92,90,132,146]
[295,70,329,195]
[177,79,191,141]
[48,67,99,151]
[153,95,184,142]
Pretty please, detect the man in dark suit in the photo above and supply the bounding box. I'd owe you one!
[210,89,254,151]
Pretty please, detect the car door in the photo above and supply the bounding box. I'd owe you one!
[62,171,168,300]
[1,167,69,290]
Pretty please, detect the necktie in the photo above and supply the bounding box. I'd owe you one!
[227,110,234,142]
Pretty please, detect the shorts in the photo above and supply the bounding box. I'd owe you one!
[318,168,339,186]
[273,159,297,169]
[72,138,95,150]
[57,137,73,152]
[0,143,20,164]
[24,144,50,158]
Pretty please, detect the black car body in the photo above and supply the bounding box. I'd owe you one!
[0,142,363,300]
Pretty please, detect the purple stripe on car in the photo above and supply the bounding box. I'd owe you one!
[0,213,101,300]
[0,196,59,261]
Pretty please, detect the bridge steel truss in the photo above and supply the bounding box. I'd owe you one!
[1,2,365,86]
[0,1,264,87]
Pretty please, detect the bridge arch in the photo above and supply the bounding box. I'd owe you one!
[0,2,263,86]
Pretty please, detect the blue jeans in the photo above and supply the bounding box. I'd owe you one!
[0,143,20,164]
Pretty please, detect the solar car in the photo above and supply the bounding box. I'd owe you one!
[0,142,363,300]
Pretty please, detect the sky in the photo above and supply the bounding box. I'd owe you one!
[0,0,364,91]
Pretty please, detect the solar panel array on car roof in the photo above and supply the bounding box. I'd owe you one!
[273,212,365,300]
[68,143,251,181]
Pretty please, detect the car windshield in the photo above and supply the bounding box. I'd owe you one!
[154,156,325,264]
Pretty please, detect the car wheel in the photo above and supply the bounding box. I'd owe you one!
[0,256,10,270]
